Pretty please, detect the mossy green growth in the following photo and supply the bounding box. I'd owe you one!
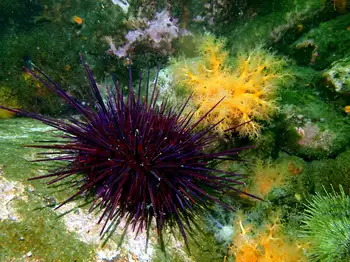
[0,0,41,25]
[306,149,350,193]
[0,0,126,114]
[219,0,331,52]
[278,66,350,159]
[302,185,350,262]
[290,13,350,70]
[0,197,95,261]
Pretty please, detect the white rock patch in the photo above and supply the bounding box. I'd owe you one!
[0,173,26,221]
[56,202,154,261]
[112,0,129,13]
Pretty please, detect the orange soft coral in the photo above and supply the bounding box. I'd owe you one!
[249,160,287,198]
[333,0,348,13]
[175,36,289,138]
[229,214,307,262]
[248,159,304,199]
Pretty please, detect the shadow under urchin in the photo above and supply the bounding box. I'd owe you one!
[0,55,254,249]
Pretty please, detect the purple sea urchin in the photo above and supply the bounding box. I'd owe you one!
[0,57,253,247]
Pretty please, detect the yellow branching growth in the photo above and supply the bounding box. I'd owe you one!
[229,214,307,262]
[174,36,288,138]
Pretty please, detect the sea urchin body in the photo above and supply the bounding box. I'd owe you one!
[0,56,252,246]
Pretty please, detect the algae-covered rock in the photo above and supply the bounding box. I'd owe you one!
[278,66,350,159]
[217,0,334,52]
[0,0,126,114]
[280,102,349,159]
[306,149,350,193]
[0,119,97,260]
[0,0,41,25]
[323,57,350,94]
[295,121,337,154]
[290,14,350,70]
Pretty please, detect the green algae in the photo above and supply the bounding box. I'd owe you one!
[220,0,332,51]
[290,14,350,70]
[305,149,350,193]
[302,185,350,261]
[0,197,95,261]
[0,0,126,114]
[275,65,350,159]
